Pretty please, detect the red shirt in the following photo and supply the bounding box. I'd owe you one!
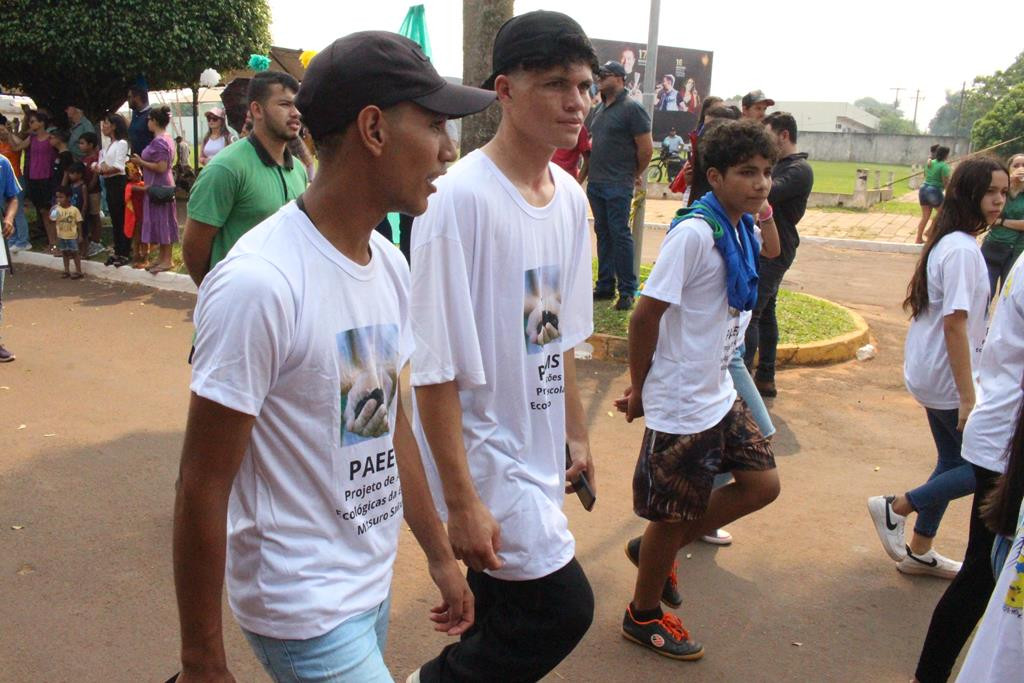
[82,151,99,191]
[551,126,591,179]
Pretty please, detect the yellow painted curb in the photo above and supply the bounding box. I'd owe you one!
[586,293,869,367]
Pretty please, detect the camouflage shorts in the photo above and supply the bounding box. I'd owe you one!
[633,398,775,522]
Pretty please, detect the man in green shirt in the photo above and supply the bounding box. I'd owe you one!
[65,105,95,162]
[183,71,308,286]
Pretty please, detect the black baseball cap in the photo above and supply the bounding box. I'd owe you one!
[482,11,593,89]
[741,90,775,108]
[598,61,626,78]
[296,31,496,140]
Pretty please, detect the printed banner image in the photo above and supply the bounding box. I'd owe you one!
[337,324,400,448]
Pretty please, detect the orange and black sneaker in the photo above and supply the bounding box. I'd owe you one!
[622,605,704,660]
[625,536,682,608]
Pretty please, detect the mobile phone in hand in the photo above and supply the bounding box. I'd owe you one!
[565,444,596,511]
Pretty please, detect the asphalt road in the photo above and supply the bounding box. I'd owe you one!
[0,243,972,681]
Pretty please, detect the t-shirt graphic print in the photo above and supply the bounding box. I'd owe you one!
[338,324,399,447]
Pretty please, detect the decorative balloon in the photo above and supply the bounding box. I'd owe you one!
[199,68,221,88]
[299,50,318,69]
[248,54,271,72]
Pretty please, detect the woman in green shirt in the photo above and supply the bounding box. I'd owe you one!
[981,153,1024,298]
[916,146,952,244]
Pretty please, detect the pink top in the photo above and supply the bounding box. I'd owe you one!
[28,135,56,180]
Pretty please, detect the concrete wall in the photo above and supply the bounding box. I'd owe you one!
[798,132,970,165]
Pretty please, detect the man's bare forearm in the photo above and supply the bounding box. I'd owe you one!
[414,381,478,510]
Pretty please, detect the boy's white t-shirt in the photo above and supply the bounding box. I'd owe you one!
[904,231,989,410]
[641,217,751,435]
[190,202,414,640]
[409,150,593,581]
[963,252,1024,473]
[955,499,1024,682]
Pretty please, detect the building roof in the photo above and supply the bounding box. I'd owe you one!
[767,101,879,133]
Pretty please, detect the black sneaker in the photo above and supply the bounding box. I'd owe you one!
[625,537,682,608]
[0,344,14,362]
[754,375,777,398]
[593,288,615,301]
[622,605,704,660]
[615,295,635,311]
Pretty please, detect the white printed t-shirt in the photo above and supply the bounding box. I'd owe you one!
[962,253,1024,474]
[955,499,1024,682]
[190,202,414,640]
[904,231,989,410]
[410,150,593,581]
[641,217,753,435]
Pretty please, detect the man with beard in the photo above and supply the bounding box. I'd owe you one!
[182,72,308,287]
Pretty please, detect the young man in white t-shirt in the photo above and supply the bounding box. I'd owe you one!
[616,120,781,660]
[407,11,598,682]
[172,32,496,682]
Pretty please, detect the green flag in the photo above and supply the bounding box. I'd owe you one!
[398,4,432,58]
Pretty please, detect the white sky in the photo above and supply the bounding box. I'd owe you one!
[269,0,1022,133]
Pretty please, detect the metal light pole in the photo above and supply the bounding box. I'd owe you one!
[631,0,660,282]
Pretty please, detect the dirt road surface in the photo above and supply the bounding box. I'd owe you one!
[0,243,972,681]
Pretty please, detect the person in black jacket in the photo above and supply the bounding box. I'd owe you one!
[744,112,813,397]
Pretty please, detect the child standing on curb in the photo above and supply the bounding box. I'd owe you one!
[52,186,83,279]
[616,119,781,660]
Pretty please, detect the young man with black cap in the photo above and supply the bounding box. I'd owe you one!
[408,10,598,682]
[741,90,774,122]
[172,31,494,682]
[581,58,654,311]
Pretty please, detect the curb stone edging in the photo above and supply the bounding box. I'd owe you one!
[11,250,198,294]
[586,293,870,367]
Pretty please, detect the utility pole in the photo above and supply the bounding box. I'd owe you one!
[890,87,904,109]
[955,81,967,139]
[630,0,660,283]
[911,89,924,130]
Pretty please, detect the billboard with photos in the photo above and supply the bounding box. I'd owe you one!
[590,39,714,141]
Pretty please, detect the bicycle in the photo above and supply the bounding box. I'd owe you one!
[646,150,686,183]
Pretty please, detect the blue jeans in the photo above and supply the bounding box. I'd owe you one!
[587,181,636,297]
[744,256,789,380]
[7,187,29,248]
[243,595,393,683]
[905,407,977,538]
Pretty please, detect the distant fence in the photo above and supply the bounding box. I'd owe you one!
[799,132,970,166]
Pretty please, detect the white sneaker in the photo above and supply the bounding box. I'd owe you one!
[8,243,21,254]
[897,547,962,579]
[867,495,906,561]
[700,528,733,545]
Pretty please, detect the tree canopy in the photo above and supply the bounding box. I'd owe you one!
[929,51,1024,137]
[854,97,919,135]
[0,0,271,123]
[971,83,1024,157]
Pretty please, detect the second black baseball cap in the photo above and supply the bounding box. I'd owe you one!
[482,11,593,89]
[296,31,496,140]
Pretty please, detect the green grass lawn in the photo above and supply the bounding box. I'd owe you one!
[809,160,914,197]
[593,259,856,343]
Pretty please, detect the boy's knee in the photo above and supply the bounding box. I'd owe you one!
[757,472,781,508]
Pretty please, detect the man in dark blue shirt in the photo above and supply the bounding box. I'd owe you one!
[581,60,653,310]
[127,86,154,156]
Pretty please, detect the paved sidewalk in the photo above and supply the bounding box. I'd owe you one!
[643,198,921,243]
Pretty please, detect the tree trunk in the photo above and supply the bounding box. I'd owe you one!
[460,0,512,156]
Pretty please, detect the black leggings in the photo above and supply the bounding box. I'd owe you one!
[420,557,594,682]
[104,175,129,258]
[914,464,1000,682]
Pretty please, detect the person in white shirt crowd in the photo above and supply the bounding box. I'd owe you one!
[198,107,234,167]
[407,11,597,682]
[909,160,1016,683]
[868,158,1008,584]
[97,113,131,266]
[957,360,1024,682]
[172,31,495,682]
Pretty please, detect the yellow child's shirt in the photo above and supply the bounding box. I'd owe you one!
[55,205,83,240]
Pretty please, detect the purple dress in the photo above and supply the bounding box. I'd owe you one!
[141,134,178,245]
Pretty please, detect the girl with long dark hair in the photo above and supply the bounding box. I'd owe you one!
[979,153,1024,298]
[869,158,1008,583]
[99,113,130,266]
